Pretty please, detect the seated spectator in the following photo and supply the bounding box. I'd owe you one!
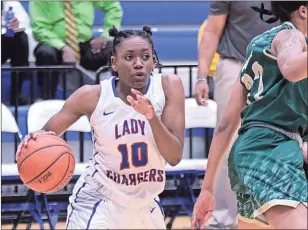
[2,1,31,105]
[29,1,123,100]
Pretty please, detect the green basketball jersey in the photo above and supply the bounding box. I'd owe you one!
[240,22,308,140]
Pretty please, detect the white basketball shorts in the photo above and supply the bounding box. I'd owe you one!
[66,176,166,229]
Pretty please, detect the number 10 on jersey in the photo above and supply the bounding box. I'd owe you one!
[118,142,148,170]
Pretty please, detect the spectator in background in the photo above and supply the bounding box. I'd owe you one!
[197,19,219,100]
[2,1,31,105]
[195,1,279,229]
[29,1,123,100]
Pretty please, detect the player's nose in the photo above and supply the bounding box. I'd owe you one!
[133,57,144,69]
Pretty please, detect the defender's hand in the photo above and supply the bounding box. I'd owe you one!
[191,190,215,229]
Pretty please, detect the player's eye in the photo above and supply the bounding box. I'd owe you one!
[142,54,150,60]
[124,55,133,61]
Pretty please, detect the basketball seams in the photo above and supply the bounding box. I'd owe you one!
[18,135,76,194]
[23,152,73,185]
[41,135,68,144]
[40,153,74,193]
[17,144,73,170]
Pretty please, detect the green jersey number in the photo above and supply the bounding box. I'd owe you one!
[242,61,264,104]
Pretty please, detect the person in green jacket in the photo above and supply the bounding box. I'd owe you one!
[29,1,123,99]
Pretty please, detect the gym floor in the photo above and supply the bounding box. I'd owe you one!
[2,216,192,229]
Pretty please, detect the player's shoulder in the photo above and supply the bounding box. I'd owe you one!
[160,74,184,100]
[73,84,101,108]
[161,74,183,86]
[272,28,306,45]
[161,74,183,92]
[248,22,299,52]
[76,84,101,98]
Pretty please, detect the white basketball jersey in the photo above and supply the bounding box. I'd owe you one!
[84,74,166,208]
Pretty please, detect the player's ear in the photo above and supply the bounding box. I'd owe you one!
[110,55,118,73]
[153,55,158,68]
[299,5,307,19]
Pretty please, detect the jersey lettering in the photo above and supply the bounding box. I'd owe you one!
[115,119,145,140]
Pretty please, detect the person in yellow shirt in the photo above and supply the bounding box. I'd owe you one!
[197,19,219,100]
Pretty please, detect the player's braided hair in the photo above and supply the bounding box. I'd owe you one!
[107,25,162,74]
[271,1,308,22]
[252,1,308,24]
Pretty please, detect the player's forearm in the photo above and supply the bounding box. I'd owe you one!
[202,119,240,192]
[41,116,69,137]
[280,51,307,82]
[197,31,220,77]
[148,115,183,166]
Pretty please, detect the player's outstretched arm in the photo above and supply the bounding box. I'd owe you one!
[41,85,100,136]
[272,29,307,82]
[149,74,185,166]
[16,85,100,159]
[192,77,247,229]
[202,77,247,190]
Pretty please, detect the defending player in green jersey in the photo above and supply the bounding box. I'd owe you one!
[192,2,307,229]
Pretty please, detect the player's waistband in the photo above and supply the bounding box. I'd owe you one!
[82,171,161,209]
[240,121,303,147]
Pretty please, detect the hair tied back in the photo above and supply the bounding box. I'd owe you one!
[143,25,152,36]
[109,26,119,37]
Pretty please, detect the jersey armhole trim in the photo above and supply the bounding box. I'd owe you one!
[89,81,104,124]
[263,49,277,61]
[159,74,167,108]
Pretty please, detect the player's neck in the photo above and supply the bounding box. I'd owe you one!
[117,81,148,104]
[291,19,308,36]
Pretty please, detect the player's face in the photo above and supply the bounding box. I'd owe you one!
[111,37,155,89]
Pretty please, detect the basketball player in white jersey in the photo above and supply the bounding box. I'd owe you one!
[16,25,185,229]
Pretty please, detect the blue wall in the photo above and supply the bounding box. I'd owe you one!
[20,1,210,60]
[21,1,210,26]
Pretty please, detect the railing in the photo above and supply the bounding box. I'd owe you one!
[2,63,212,163]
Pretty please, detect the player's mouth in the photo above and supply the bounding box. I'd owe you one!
[133,71,147,79]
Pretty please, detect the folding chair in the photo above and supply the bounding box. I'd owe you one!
[1,104,45,230]
[185,98,217,129]
[27,99,92,229]
[27,99,91,133]
[27,99,92,162]
[184,98,217,159]
[163,98,217,229]
[1,103,22,155]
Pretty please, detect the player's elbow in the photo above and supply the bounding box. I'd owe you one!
[168,154,182,166]
[280,64,298,82]
[279,58,307,83]
[167,145,183,166]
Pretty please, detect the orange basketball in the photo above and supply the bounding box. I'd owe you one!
[17,135,75,194]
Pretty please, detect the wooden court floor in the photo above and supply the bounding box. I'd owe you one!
[2,216,192,230]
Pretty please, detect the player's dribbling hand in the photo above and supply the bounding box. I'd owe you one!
[195,80,209,106]
[191,190,215,230]
[127,88,154,120]
[16,130,56,161]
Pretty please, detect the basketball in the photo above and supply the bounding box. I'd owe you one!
[17,135,75,194]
